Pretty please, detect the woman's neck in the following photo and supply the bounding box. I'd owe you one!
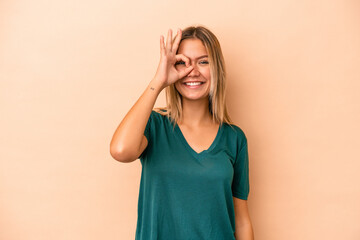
[178,98,213,127]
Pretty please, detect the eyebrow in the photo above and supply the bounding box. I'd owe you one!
[196,55,208,60]
[184,55,208,60]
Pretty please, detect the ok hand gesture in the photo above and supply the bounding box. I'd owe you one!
[153,28,193,90]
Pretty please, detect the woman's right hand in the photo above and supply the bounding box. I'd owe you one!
[153,28,194,90]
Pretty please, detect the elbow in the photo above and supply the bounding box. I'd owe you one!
[110,145,137,163]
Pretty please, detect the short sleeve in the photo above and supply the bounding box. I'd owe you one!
[232,137,250,200]
[138,111,153,159]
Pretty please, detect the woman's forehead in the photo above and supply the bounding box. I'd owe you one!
[178,39,208,58]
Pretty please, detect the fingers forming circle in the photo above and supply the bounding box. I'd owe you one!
[175,54,190,67]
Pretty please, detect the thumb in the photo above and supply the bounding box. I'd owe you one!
[178,66,193,79]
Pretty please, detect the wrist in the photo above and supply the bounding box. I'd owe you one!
[149,78,165,93]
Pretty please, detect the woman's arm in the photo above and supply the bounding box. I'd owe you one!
[233,197,254,240]
[110,28,193,163]
[110,79,163,163]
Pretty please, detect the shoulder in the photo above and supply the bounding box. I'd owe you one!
[148,107,173,126]
[223,122,248,147]
[224,123,247,139]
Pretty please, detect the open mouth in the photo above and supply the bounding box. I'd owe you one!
[183,82,205,88]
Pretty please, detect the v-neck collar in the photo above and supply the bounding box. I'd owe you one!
[174,122,223,160]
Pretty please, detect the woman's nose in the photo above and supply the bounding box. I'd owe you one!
[188,64,200,76]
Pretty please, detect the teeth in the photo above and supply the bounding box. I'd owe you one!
[185,82,202,86]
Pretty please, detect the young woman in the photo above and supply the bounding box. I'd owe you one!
[110,25,254,240]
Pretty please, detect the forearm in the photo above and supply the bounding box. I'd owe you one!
[110,78,163,161]
[235,223,254,240]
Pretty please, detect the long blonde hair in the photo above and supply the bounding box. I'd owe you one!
[155,24,234,129]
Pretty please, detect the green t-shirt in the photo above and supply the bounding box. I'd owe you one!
[135,110,250,240]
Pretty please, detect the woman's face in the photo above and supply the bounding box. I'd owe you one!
[174,38,211,101]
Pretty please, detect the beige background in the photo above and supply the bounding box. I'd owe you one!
[1,0,359,239]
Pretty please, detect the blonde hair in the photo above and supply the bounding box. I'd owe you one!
[155,24,234,129]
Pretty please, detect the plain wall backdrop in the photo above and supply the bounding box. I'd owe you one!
[1,0,359,239]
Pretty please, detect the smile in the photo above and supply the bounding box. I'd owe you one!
[183,81,205,89]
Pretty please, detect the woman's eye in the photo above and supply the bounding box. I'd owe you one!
[175,61,185,65]
[175,60,208,65]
